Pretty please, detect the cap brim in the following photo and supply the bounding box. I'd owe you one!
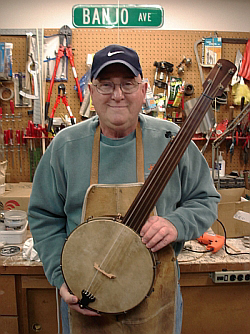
[92,60,140,79]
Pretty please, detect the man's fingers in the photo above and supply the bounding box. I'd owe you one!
[60,282,100,317]
[60,283,77,304]
[140,216,159,237]
[151,235,171,252]
[69,304,101,316]
[140,216,178,251]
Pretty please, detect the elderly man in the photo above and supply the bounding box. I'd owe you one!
[28,44,220,334]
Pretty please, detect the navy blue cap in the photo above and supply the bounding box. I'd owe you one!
[91,44,143,80]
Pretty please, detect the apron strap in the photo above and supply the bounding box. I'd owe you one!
[90,121,144,185]
[90,124,101,185]
[136,121,145,183]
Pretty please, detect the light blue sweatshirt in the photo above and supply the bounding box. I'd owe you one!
[28,114,220,290]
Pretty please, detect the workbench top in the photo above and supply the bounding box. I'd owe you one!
[178,237,250,273]
[0,233,249,275]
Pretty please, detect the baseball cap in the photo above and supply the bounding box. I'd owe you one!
[90,44,143,80]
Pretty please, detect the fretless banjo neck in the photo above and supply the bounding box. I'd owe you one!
[123,59,236,234]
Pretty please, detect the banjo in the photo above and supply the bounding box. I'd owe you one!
[61,59,236,315]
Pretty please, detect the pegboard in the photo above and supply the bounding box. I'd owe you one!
[1,28,250,182]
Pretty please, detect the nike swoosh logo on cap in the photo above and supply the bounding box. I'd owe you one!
[108,51,124,57]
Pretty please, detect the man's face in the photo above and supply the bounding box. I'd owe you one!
[89,64,147,138]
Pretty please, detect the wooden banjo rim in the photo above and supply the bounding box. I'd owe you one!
[61,217,157,314]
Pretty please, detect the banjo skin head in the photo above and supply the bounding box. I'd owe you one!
[61,218,156,314]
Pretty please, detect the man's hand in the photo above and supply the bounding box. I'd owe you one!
[140,216,178,252]
[59,283,100,316]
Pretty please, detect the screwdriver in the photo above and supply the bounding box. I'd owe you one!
[21,128,27,155]
[8,128,14,168]
[0,106,2,124]
[10,100,15,122]
[16,130,22,174]
[4,130,9,161]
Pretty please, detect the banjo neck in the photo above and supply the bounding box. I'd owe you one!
[122,59,236,233]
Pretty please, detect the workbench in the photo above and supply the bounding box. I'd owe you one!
[0,235,249,334]
[179,238,250,334]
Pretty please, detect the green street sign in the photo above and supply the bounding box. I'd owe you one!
[72,5,164,28]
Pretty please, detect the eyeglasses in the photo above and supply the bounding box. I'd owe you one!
[93,80,142,95]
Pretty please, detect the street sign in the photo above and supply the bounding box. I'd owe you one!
[72,5,164,28]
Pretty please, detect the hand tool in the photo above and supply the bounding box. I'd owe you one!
[197,232,225,253]
[195,36,247,86]
[10,99,15,122]
[152,61,173,96]
[19,54,39,100]
[4,130,9,161]
[212,102,250,184]
[25,121,47,181]
[21,128,27,155]
[177,56,192,75]
[45,25,83,120]
[48,83,75,135]
[18,72,24,106]
[231,49,242,86]
[16,130,22,174]
[8,128,14,168]
[46,56,51,80]
[242,134,249,165]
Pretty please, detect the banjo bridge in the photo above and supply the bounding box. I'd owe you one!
[94,262,116,279]
[78,290,96,309]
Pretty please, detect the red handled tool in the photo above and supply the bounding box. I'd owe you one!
[197,232,225,254]
[45,25,82,120]
[0,106,2,123]
[48,83,75,135]
[10,100,15,122]
[8,128,14,168]
[16,130,22,173]
[4,130,9,160]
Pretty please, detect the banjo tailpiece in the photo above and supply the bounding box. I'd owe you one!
[78,290,96,309]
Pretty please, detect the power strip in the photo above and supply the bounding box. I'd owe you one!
[210,271,250,283]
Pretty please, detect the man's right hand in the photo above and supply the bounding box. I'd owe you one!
[59,282,100,316]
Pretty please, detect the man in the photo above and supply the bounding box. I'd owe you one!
[28,44,220,334]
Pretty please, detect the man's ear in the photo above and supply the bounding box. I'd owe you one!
[88,82,93,95]
[142,81,148,103]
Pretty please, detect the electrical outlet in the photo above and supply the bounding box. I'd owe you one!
[210,271,250,283]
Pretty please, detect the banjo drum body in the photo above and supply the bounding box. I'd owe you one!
[61,217,157,314]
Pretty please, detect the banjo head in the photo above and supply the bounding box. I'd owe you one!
[61,218,156,314]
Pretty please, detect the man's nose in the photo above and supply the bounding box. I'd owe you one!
[112,84,124,99]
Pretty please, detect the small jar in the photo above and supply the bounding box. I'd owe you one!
[4,210,27,229]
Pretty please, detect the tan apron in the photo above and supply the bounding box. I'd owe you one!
[68,123,177,334]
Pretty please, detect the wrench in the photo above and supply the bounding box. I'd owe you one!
[19,59,39,100]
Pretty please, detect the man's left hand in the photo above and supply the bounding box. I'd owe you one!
[140,216,178,252]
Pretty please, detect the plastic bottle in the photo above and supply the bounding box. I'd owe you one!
[215,151,225,177]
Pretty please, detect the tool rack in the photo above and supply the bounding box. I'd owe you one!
[0,28,249,183]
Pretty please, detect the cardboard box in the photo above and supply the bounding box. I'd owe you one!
[212,188,250,237]
[0,182,32,213]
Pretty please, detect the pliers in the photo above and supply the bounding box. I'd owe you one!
[48,84,75,135]
[45,25,82,120]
